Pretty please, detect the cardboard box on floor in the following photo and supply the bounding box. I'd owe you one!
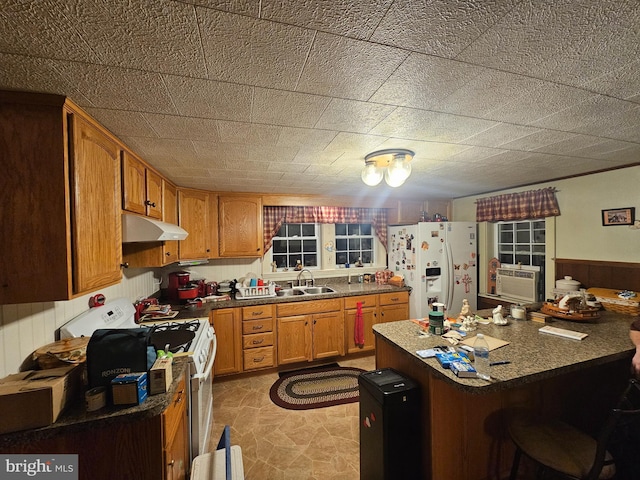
[0,364,81,434]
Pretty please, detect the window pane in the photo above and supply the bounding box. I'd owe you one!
[348,238,361,250]
[302,224,315,236]
[361,251,372,263]
[516,231,530,243]
[288,224,301,237]
[276,225,286,237]
[302,239,315,252]
[336,252,347,265]
[362,238,372,250]
[335,239,347,250]
[500,231,513,243]
[288,254,301,267]
[348,224,359,235]
[273,240,287,253]
[335,224,347,236]
[361,224,372,235]
[273,255,286,268]
[304,254,317,266]
[289,240,302,253]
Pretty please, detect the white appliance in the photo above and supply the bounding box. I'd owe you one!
[60,298,216,461]
[496,267,538,302]
[388,222,478,319]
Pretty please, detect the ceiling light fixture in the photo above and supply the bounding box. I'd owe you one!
[361,148,415,187]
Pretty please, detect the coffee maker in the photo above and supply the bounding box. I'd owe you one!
[167,271,190,301]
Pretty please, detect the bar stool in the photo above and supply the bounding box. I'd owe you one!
[507,379,640,480]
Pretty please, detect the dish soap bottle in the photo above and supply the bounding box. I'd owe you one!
[474,334,491,380]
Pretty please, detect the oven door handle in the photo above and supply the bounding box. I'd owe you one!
[193,335,216,383]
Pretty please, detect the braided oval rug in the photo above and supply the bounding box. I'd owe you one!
[269,365,366,410]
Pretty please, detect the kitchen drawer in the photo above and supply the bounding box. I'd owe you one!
[242,317,274,335]
[242,332,274,349]
[242,304,274,321]
[243,346,275,370]
[162,375,186,447]
[344,294,377,310]
[277,298,342,317]
[379,291,409,306]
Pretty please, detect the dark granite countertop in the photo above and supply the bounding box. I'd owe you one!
[0,358,189,448]
[170,281,411,319]
[373,310,636,394]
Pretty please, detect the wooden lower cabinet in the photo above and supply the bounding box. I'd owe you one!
[163,376,189,480]
[344,291,410,353]
[242,305,276,371]
[276,299,344,365]
[211,308,243,376]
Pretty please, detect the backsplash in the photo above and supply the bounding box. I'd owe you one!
[0,269,160,378]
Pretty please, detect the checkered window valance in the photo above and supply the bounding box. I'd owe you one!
[476,187,560,222]
[263,206,388,253]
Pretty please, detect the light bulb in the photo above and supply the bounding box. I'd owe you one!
[361,163,383,186]
[385,155,412,187]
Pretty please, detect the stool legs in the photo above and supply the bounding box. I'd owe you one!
[509,448,522,480]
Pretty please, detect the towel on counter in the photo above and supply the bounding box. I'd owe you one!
[354,301,364,348]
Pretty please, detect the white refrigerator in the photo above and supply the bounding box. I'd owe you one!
[388,222,477,319]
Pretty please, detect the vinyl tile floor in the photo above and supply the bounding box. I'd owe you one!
[209,355,376,480]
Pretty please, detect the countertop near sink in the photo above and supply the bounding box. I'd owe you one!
[173,282,411,319]
[0,358,189,449]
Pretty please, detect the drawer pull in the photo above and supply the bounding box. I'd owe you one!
[253,356,265,362]
[252,311,264,316]
[252,325,264,330]
[391,297,399,301]
[252,339,264,345]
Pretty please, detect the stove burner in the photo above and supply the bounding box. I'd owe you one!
[149,320,200,354]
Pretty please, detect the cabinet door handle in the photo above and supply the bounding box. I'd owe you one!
[175,389,184,404]
[120,262,129,269]
[144,200,156,207]
[166,252,171,256]
[168,460,175,467]
[252,325,263,330]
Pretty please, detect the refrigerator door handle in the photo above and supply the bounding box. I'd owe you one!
[445,242,454,310]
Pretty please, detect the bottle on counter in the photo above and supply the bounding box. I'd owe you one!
[473,334,491,380]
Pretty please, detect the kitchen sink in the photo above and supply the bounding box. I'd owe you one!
[300,286,336,295]
[276,286,336,296]
[276,288,306,296]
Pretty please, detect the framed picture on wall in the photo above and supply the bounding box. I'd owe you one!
[601,207,635,226]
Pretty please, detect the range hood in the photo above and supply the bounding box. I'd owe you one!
[122,213,189,242]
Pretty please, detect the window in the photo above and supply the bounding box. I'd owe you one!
[335,223,374,266]
[272,223,319,269]
[497,220,545,300]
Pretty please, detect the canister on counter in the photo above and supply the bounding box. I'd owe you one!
[429,310,444,335]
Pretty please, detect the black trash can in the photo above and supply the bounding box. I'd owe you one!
[358,368,421,480]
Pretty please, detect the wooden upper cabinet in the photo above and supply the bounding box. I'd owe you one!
[218,195,263,257]
[161,180,179,265]
[121,150,162,219]
[178,188,216,260]
[0,91,122,303]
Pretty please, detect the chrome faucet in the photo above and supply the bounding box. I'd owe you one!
[297,268,315,287]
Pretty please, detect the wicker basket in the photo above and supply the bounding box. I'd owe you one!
[586,288,640,316]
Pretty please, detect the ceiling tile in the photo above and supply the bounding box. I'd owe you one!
[198,8,315,89]
[142,113,221,141]
[314,98,396,133]
[371,108,498,143]
[371,0,519,57]
[261,0,394,39]
[86,108,158,138]
[48,60,177,113]
[163,74,252,120]
[296,32,409,100]
[68,0,206,77]
[252,88,331,128]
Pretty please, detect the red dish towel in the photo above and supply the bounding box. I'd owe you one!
[354,301,365,348]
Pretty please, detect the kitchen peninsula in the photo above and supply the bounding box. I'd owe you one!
[374,311,635,480]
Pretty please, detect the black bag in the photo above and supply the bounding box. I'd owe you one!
[86,328,157,389]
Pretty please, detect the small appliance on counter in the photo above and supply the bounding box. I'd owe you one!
[167,271,191,301]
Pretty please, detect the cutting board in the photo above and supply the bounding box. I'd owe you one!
[461,334,509,351]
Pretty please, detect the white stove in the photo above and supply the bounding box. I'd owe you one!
[60,298,216,460]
